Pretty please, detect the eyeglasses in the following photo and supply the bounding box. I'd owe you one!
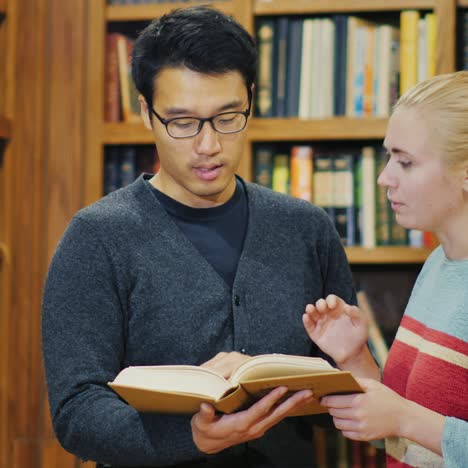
[150,104,251,139]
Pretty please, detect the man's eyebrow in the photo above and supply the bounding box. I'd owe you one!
[164,99,246,117]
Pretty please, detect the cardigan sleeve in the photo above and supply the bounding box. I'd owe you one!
[442,417,468,468]
[42,216,203,466]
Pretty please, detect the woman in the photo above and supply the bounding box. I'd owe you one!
[303,71,468,468]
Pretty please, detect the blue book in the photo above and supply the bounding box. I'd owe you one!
[275,17,289,117]
[333,15,348,116]
[120,146,137,188]
[104,147,120,195]
[286,18,303,117]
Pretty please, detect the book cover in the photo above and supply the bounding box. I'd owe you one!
[108,354,362,416]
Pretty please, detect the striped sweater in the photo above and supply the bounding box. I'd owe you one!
[383,246,468,468]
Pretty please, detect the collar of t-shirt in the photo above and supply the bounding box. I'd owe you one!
[148,177,248,290]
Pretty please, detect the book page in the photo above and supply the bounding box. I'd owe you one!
[111,365,232,400]
[229,354,337,385]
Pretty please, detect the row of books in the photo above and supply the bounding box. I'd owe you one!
[255,10,436,118]
[104,146,159,194]
[253,143,430,248]
[105,33,142,123]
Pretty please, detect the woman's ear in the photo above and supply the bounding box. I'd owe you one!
[139,95,152,131]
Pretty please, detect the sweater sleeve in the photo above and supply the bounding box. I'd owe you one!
[442,417,468,468]
[42,216,203,466]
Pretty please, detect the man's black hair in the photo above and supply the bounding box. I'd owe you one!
[131,6,257,110]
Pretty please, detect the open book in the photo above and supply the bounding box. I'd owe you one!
[109,354,362,416]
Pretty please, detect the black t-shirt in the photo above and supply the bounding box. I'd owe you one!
[149,178,248,290]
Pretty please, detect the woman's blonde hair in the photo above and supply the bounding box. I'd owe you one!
[393,71,468,171]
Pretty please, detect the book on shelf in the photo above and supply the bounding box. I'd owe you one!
[400,10,419,95]
[108,353,362,415]
[256,18,276,117]
[290,145,313,202]
[357,290,389,369]
[117,35,140,123]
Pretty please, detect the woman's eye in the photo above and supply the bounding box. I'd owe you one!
[398,160,411,168]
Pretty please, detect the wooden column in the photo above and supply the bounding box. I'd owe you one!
[1,0,91,466]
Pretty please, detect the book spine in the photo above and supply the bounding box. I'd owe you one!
[286,18,303,117]
[313,152,334,222]
[275,17,289,117]
[400,10,420,95]
[254,144,274,188]
[104,33,122,122]
[333,153,355,246]
[272,152,290,194]
[290,145,313,202]
[256,18,276,117]
[361,146,376,248]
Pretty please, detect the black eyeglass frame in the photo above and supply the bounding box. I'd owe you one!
[149,96,252,139]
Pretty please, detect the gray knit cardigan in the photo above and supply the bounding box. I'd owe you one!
[42,174,355,467]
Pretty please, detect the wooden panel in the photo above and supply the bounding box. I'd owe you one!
[107,0,235,21]
[12,440,36,468]
[40,439,77,468]
[84,0,105,206]
[434,0,456,73]
[345,247,431,264]
[0,116,11,138]
[247,117,388,141]
[254,0,435,15]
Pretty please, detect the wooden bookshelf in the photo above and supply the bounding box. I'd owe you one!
[107,1,236,21]
[104,122,152,144]
[254,0,436,15]
[345,246,431,264]
[0,0,5,14]
[458,0,468,6]
[0,116,11,139]
[0,242,8,264]
[103,118,388,144]
[248,117,388,142]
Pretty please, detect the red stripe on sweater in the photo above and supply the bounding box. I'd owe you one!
[400,315,468,355]
[384,340,468,418]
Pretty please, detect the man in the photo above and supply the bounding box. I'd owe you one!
[42,7,355,467]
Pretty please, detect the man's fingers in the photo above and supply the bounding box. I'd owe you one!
[254,389,315,433]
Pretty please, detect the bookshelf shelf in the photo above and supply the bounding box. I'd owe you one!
[0,116,11,139]
[104,118,388,144]
[254,0,435,15]
[345,246,431,264]
[106,1,235,21]
[104,122,152,144]
[458,0,468,6]
[247,117,388,141]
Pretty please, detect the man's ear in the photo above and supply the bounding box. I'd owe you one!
[139,95,152,131]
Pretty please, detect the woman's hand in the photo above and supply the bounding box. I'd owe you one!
[321,377,408,441]
[303,294,368,366]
